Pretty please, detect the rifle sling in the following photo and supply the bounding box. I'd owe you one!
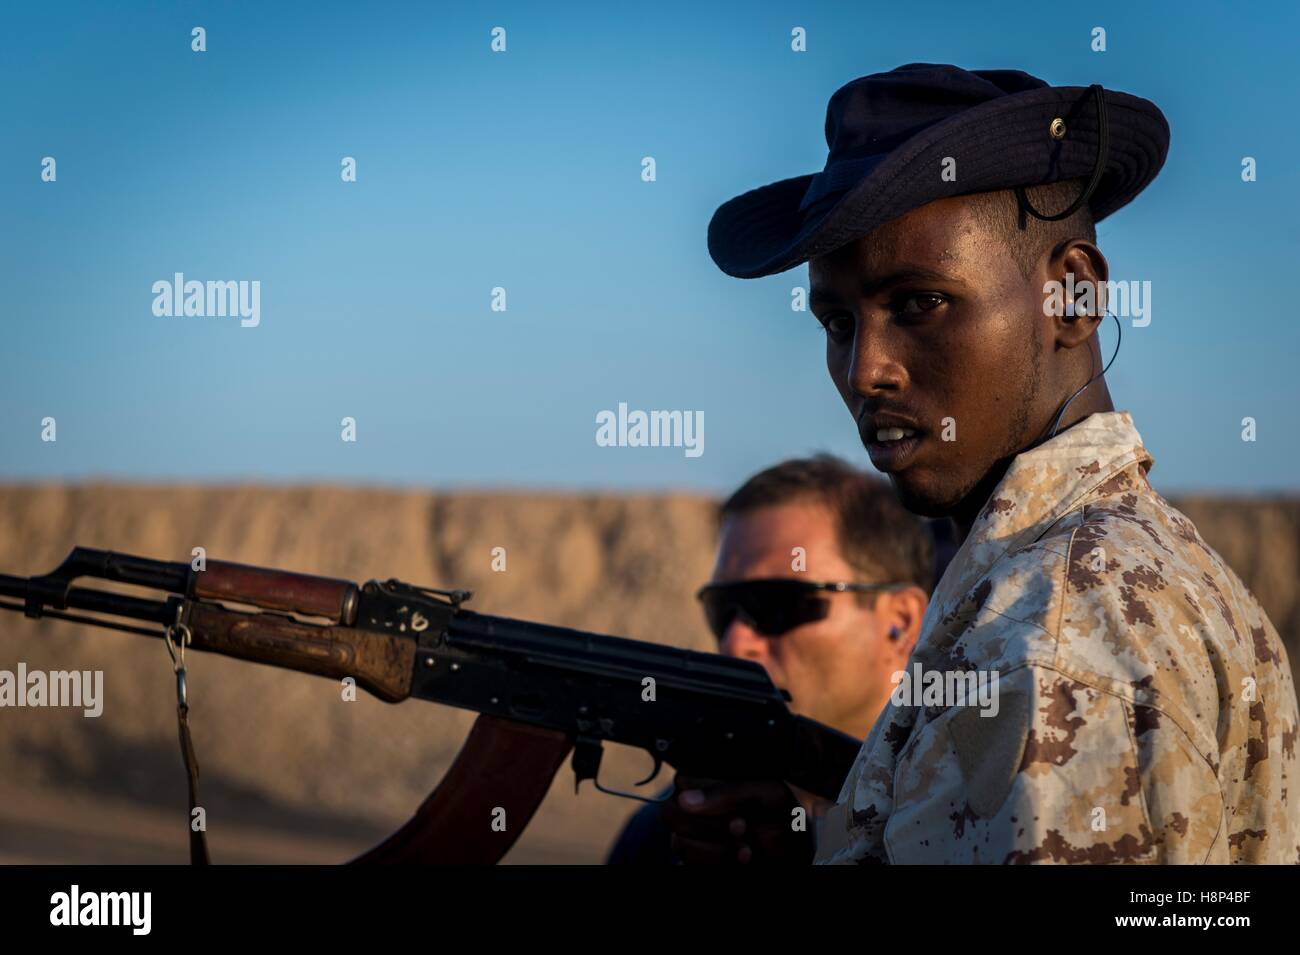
[176,698,211,865]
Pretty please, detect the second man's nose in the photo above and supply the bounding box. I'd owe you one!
[721,614,770,663]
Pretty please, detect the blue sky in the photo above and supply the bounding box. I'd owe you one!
[1,0,1297,493]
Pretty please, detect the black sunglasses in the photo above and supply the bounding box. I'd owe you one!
[695,578,905,642]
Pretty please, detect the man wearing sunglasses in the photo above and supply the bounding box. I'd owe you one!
[663,64,1299,864]
[607,454,934,864]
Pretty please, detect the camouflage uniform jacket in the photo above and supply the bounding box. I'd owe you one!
[815,411,1299,864]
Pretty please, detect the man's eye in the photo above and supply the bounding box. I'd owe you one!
[820,314,854,341]
[897,293,946,315]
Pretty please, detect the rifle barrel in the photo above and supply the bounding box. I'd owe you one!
[0,574,175,626]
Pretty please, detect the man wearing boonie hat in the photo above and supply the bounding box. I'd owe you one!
[662,63,1300,864]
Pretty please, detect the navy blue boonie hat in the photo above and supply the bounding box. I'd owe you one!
[707,62,1170,279]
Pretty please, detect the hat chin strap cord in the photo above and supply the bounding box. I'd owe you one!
[1015,84,1109,226]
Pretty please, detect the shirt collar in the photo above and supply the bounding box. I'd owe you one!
[927,411,1154,616]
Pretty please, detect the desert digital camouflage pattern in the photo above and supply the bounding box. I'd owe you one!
[815,411,1299,864]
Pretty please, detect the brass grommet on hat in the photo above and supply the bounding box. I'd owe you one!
[1016,87,1109,224]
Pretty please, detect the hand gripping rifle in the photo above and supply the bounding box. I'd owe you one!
[0,547,861,864]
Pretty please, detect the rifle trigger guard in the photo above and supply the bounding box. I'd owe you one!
[571,737,673,804]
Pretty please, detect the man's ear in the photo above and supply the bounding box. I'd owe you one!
[1046,239,1109,350]
[880,586,928,661]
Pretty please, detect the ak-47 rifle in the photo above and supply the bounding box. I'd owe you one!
[0,547,861,864]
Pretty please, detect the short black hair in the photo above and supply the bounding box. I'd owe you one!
[966,178,1097,279]
[719,453,935,595]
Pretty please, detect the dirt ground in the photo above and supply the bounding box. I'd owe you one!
[0,484,1296,864]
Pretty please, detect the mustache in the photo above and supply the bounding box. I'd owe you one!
[855,404,928,437]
